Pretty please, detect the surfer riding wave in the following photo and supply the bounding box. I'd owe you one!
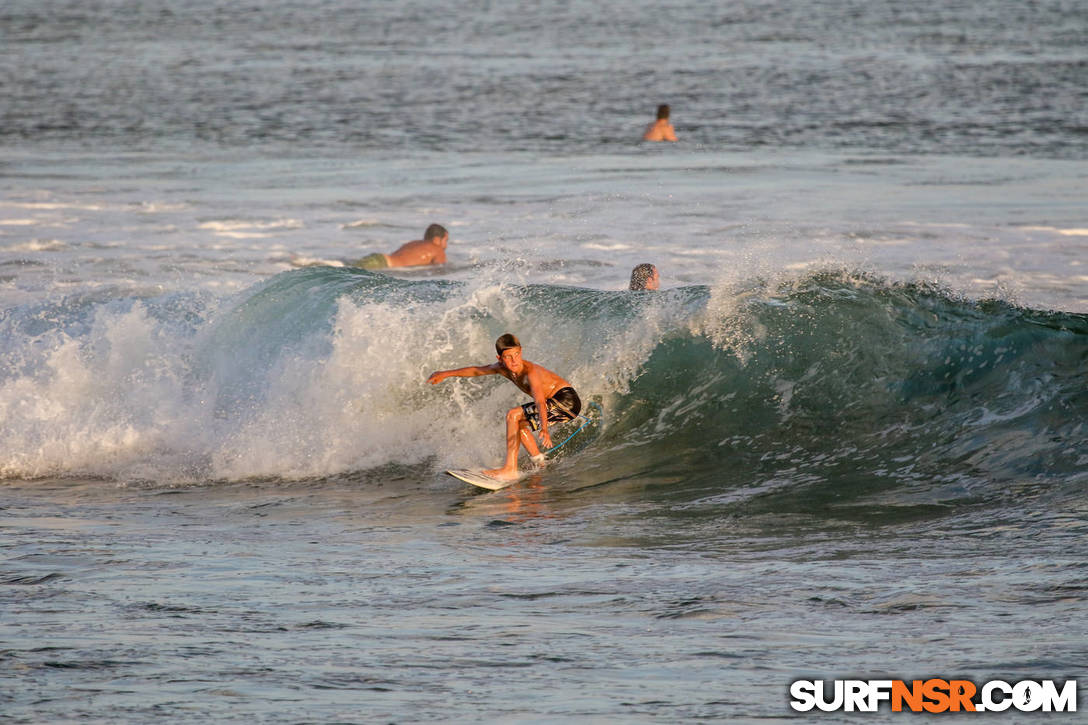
[427,333,580,482]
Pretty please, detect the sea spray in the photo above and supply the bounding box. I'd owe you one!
[0,300,211,480]
[2,267,1085,499]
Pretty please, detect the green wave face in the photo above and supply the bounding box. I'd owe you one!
[217,268,1087,504]
[4,265,1085,507]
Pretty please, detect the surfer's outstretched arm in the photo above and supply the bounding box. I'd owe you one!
[427,363,500,384]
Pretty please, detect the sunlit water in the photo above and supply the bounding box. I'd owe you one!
[3,1,1087,721]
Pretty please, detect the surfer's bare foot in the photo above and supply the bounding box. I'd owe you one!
[482,467,520,482]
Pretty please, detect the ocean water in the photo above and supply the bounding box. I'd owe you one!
[2,1,1087,722]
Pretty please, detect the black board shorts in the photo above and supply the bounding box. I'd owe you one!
[521,387,581,432]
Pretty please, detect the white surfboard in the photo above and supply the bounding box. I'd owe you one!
[446,402,604,492]
[288,254,346,268]
[446,468,517,491]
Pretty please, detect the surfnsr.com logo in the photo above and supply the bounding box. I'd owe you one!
[789,679,1078,713]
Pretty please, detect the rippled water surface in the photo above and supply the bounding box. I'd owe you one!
[4,0,1087,157]
[6,473,1086,721]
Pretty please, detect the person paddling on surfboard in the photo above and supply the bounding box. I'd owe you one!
[427,333,582,482]
[354,223,449,270]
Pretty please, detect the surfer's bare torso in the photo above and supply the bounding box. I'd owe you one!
[493,359,569,401]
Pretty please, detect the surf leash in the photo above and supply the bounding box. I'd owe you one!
[545,401,603,456]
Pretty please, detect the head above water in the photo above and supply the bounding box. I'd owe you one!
[424,223,449,245]
[629,263,659,291]
[656,104,670,120]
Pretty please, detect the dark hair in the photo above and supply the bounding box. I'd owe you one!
[629,263,657,290]
[424,223,448,241]
[656,104,670,120]
[495,333,521,355]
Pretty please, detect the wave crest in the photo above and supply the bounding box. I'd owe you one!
[1,267,1084,501]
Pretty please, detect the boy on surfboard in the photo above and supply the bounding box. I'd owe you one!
[427,333,581,482]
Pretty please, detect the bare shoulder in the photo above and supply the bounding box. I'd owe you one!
[387,239,442,267]
[392,239,426,254]
[487,361,512,379]
[526,360,570,390]
[643,120,677,142]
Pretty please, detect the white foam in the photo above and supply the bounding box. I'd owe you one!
[199,219,304,237]
[208,231,273,239]
[582,242,632,251]
[2,239,67,251]
[340,218,382,229]
[209,292,514,479]
[0,304,210,481]
[289,255,346,268]
[1,284,624,482]
[137,202,188,213]
[1019,225,1088,236]
[0,201,104,211]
